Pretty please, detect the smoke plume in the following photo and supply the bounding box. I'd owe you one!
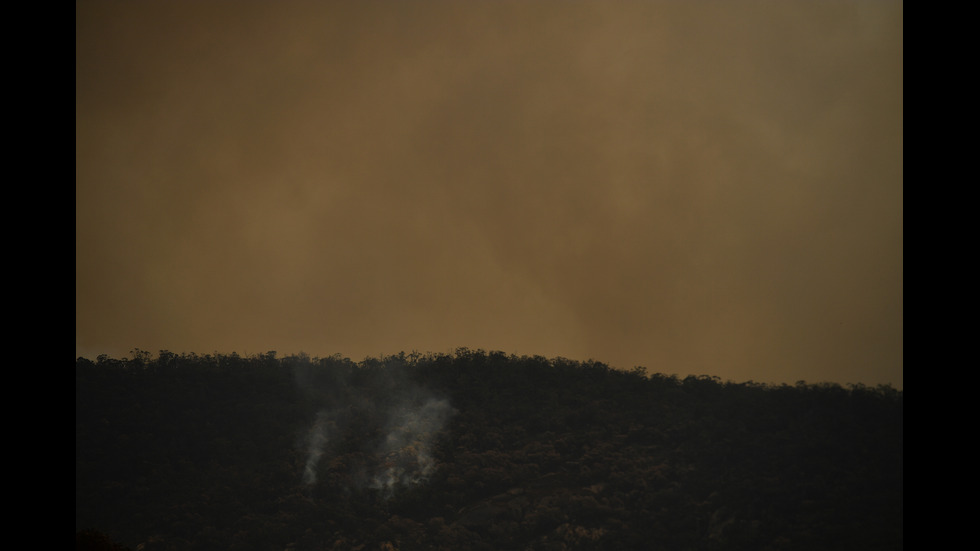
[369,397,454,499]
[293,357,454,500]
[301,409,332,487]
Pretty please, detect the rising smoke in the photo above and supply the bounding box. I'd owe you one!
[368,397,454,499]
[301,409,333,486]
[293,357,455,500]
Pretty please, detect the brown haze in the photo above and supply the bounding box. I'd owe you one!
[76,1,903,388]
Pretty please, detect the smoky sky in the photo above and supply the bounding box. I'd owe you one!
[76,1,903,388]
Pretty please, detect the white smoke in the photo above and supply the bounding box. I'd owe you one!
[291,356,454,498]
[301,409,332,486]
[369,397,454,499]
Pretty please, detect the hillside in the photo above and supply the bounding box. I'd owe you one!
[76,349,902,550]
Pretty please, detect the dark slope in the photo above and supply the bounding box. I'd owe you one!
[76,350,902,550]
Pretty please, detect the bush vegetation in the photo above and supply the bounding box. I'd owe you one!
[76,348,902,550]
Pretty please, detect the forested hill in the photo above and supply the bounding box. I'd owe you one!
[76,349,902,551]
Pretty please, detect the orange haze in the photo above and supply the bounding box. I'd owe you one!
[76,1,903,388]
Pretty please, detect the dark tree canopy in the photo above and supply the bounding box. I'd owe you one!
[77,349,902,551]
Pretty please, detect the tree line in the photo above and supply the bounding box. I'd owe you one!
[76,349,902,550]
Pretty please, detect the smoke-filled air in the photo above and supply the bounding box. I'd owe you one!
[77,2,903,548]
[76,1,903,390]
